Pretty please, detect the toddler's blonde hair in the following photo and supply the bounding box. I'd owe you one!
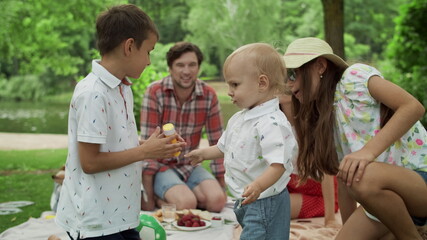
[223,43,286,94]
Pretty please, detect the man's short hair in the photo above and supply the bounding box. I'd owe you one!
[166,42,203,68]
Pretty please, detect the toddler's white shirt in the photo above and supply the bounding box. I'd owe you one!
[217,98,296,199]
[55,60,141,239]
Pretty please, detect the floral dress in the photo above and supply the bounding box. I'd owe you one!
[334,63,427,172]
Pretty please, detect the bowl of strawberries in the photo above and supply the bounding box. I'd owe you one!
[173,213,211,231]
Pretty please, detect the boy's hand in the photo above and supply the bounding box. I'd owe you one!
[185,149,204,166]
[241,182,262,205]
[140,127,186,159]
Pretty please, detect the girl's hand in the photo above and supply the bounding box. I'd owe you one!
[324,219,341,228]
[185,149,204,166]
[241,182,262,205]
[337,149,375,186]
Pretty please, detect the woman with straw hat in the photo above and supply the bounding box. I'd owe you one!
[283,37,427,239]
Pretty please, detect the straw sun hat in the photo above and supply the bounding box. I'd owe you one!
[283,37,349,70]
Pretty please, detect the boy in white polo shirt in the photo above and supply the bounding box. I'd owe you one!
[186,43,297,240]
[55,4,184,239]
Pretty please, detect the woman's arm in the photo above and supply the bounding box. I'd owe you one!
[338,76,425,185]
[321,175,338,226]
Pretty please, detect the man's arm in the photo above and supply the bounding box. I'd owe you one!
[205,92,226,187]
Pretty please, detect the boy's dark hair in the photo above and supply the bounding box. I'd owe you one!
[166,42,203,68]
[96,4,159,56]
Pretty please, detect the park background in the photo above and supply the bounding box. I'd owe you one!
[0,0,426,233]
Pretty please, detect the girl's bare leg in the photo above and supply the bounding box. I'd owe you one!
[347,162,426,239]
[336,207,390,240]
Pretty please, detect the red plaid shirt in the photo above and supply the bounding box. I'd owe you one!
[140,76,225,181]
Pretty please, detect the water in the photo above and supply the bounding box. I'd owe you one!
[0,101,69,134]
[0,101,239,134]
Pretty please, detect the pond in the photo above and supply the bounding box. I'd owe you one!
[0,101,69,134]
[0,101,239,134]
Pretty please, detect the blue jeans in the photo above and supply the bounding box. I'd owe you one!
[66,229,139,240]
[413,170,427,226]
[233,189,290,240]
[154,166,215,199]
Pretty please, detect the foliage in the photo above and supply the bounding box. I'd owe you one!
[0,0,122,99]
[129,42,170,129]
[387,0,427,126]
[0,0,426,121]
[131,0,190,44]
[183,0,326,73]
[131,66,168,130]
[0,75,46,101]
[343,34,370,64]
[344,0,408,60]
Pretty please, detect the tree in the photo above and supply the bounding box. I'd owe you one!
[183,0,324,75]
[321,0,345,59]
[344,0,408,60]
[0,0,120,99]
[131,0,190,44]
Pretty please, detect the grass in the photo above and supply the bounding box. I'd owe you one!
[0,148,214,234]
[0,149,67,233]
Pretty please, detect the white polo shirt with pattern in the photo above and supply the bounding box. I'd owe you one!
[56,60,142,239]
[217,97,296,199]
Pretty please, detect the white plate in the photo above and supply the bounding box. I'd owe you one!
[172,220,211,231]
[0,201,34,208]
[0,208,22,215]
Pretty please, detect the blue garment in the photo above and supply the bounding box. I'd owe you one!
[412,170,427,226]
[233,188,290,240]
[154,166,215,199]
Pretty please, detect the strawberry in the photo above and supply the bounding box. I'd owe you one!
[192,222,200,227]
[181,215,192,221]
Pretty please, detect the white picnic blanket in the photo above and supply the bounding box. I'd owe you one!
[0,206,238,240]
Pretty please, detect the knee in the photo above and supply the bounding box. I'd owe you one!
[205,192,226,212]
[175,195,198,210]
[348,164,382,202]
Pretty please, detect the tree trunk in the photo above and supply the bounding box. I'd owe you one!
[321,0,345,60]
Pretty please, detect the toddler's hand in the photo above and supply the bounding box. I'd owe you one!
[184,150,204,166]
[241,182,262,205]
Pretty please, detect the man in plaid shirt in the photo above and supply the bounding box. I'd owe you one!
[140,42,227,212]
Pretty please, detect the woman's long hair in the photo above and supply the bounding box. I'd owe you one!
[292,59,345,182]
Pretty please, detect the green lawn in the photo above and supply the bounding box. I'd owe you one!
[0,149,67,233]
[0,148,216,234]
